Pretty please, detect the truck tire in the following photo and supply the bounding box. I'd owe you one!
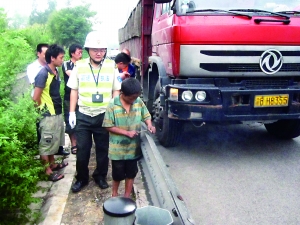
[153,94,183,147]
[264,119,300,139]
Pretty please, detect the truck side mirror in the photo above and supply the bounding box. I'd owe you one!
[187,1,196,11]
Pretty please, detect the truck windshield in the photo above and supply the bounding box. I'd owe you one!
[177,0,300,15]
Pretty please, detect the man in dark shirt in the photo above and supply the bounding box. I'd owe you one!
[33,44,67,182]
[62,44,83,154]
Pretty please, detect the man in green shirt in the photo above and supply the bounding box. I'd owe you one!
[102,78,156,198]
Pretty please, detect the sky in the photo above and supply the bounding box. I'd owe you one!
[0,0,140,47]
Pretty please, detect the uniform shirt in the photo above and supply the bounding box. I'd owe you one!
[128,63,135,77]
[67,58,121,117]
[35,64,62,116]
[27,59,44,84]
[118,63,135,78]
[102,96,151,160]
[62,60,75,101]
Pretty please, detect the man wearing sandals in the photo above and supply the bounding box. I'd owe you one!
[62,43,83,155]
[67,31,121,192]
[27,43,70,156]
[33,44,68,182]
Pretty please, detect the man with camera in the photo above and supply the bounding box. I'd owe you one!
[67,31,121,193]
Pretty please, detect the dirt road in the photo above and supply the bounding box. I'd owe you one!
[61,146,147,225]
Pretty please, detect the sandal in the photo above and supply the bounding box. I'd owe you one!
[52,161,68,171]
[71,146,77,154]
[48,172,64,182]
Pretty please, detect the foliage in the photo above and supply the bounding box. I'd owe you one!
[29,0,57,25]
[47,5,96,47]
[57,67,65,100]
[0,9,92,223]
[0,10,64,224]
[8,14,29,29]
[0,12,50,223]
[0,30,34,104]
[0,8,8,32]
[19,24,53,54]
[0,92,45,224]
[82,50,90,59]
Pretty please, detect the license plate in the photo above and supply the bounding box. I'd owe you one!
[254,94,289,107]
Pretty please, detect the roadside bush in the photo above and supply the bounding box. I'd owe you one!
[0,92,44,224]
[0,30,33,104]
[0,11,64,224]
[19,24,53,54]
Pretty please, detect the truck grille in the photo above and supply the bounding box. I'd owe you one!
[180,45,300,77]
[200,63,300,72]
[244,79,289,88]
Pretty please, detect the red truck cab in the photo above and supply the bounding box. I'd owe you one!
[119,0,300,147]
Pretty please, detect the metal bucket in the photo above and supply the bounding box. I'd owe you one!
[103,197,136,225]
[135,206,173,225]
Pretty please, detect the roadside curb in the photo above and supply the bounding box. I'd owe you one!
[37,134,149,224]
[38,135,75,225]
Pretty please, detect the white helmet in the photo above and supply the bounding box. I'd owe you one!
[84,31,108,49]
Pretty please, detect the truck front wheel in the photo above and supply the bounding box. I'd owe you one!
[153,97,183,147]
[264,119,300,139]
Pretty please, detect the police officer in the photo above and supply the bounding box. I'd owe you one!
[67,31,121,193]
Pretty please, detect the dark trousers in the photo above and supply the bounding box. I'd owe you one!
[75,111,109,183]
[36,121,41,144]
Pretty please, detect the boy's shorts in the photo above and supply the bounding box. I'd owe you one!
[112,159,138,181]
[38,114,65,155]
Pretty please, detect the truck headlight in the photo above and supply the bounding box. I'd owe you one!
[169,88,178,101]
[182,90,193,101]
[195,91,206,102]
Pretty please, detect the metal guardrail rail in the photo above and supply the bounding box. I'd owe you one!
[140,130,195,225]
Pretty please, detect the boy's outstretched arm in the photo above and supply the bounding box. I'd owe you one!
[106,127,139,139]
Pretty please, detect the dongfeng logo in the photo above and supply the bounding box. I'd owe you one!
[260,49,283,74]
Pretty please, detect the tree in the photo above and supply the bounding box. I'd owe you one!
[29,0,57,25]
[47,5,96,47]
[0,30,34,101]
[9,14,29,29]
[0,8,8,32]
[20,24,53,53]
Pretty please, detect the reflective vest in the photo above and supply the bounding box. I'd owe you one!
[76,58,116,116]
